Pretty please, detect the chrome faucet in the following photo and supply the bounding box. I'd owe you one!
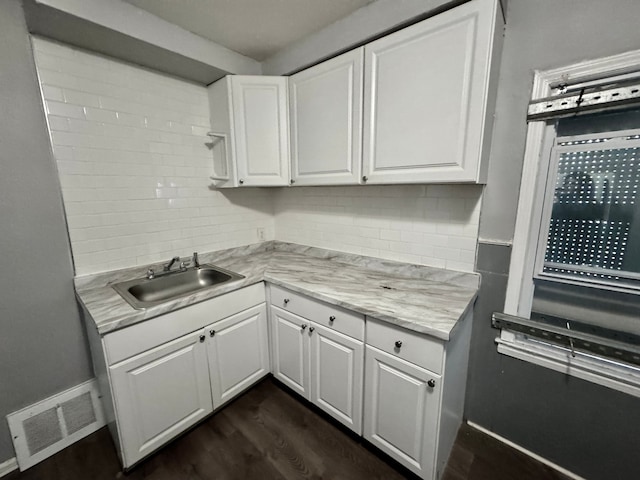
[164,256,181,272]
[145,255,194,280]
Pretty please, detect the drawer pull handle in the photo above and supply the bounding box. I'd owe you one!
[428,379,436,388]
[329,316,336,322]
[395,340,402,349]
[284,298,290,305]
[301,324,307,330]
[309,326,315,333]
[210,330,215,337]
[199,335,206,343]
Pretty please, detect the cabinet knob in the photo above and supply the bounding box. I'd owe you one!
[362,175,368,182]
[428,379,436,388]
[290,179,295,184]
[239,179,244,185]
[209,330,215,337]
[309,326,315,333]
[301,324,307,330]
[199,335,206,343]
[329,315,336,322]
[395,340,402,349]
[283,298,290,305]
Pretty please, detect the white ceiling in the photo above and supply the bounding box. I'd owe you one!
[124,0,376,61]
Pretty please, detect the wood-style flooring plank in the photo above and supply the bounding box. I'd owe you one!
[5,378,572,480]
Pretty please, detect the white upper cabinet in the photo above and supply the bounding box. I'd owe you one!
[289,49,363,185]
[208,75,290,187]
[362,0,502,184]
[205,0,500,187]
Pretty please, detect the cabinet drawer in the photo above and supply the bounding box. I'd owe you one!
[269,285,364,341]
[366,318,443,374]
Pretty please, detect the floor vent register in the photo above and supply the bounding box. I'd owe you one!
[6,380,105,471]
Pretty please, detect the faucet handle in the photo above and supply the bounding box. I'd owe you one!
[192,251,200,268]
[163,256,181,271]
[146,268,155,279]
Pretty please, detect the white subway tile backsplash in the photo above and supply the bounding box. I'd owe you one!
[47,116,70,132]
[63,90,101,108]
[45,101,86,119]
[41,85,64,102]
[274,184,482,272]
[34,38,273,275]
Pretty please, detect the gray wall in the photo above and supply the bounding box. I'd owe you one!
[0,0,93,463]
[468,1,640,479]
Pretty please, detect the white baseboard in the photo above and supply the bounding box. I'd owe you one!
[0,458,18,478]
[467,421,586,480]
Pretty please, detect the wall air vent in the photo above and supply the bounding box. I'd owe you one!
[6,380,105,471]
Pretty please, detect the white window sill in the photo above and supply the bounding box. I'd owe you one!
[496,330,640,398]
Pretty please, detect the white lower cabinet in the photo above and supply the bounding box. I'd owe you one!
[364,315,473,480]
[364,345,440,478]
[206,303,270,408]
[309,322,363,433]
[92,284,268,468]
[271,307,309,397]
[269,289,364,434]
[109,329,213,467]
[92,281,470,478]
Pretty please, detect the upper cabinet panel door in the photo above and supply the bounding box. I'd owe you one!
[231,76,290,186]
[289,49,364,185]
[362,0,501,184]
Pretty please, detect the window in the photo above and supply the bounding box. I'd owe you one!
[500,52,640,397]
[535,123,640,293]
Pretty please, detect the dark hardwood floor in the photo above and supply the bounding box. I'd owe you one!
[6,378,570,480]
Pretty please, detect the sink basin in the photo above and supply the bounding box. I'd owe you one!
[113,265,245,309]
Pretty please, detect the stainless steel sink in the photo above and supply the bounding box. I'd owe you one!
[113,265,245,309]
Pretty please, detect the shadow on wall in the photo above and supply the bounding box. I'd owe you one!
[273,184,482,223]
[212,186,276,217]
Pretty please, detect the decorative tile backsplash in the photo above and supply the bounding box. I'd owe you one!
[33,37,482,275]
[33,38,274,275]
[274,185,482,271]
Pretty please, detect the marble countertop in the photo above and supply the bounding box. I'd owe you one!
[75,242,480,341]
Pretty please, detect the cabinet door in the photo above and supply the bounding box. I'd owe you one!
[231,76,290,186]
[363,346,441,479]
[110,330,212,467]
[362,0,499,184]
[270,306,309,398]
[289,49,363,185]
[206,304,269,409]
[309,322,363,433]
